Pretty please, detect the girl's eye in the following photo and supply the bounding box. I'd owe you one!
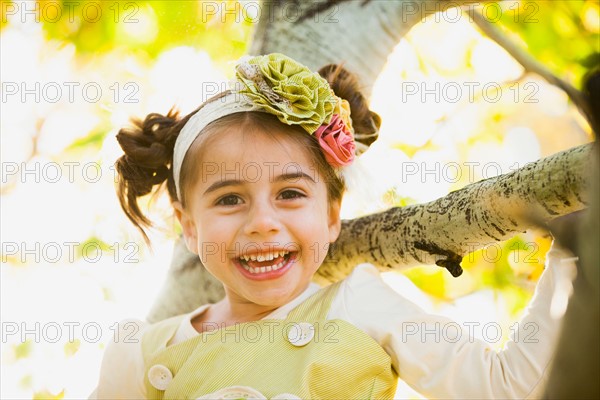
[279,190,305,200]
[216,194,242,206]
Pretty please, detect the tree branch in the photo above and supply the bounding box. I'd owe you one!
[317,142,592,283]
[469,11,594,131]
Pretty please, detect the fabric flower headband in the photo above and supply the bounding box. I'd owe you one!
[172,53,356,201]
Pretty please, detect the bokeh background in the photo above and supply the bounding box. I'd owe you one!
[1,1,598,398]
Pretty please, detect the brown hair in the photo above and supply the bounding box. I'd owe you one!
[115,64,381,244]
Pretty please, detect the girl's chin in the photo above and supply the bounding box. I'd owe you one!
[241,286,301,308]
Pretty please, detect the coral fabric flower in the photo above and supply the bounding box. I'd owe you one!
[333,96,353,134]
[234,53,335,134]
[314,114,356,167]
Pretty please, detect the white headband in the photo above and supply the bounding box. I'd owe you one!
[172,54,365,202]
[172,91,262,201]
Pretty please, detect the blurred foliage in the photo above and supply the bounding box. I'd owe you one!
[2,0,253,61]
[75,236,112,259]
[0,0,11,30]
[63,339,81,357]
[32,389,65,400]
[65,127,109,152]
[3,0,595,86]
[13,340,33,360]
[1,0,586,309]
[382,188,418,208]
[394,139,441,157]
[496,0,599,88]
[1,1,590,308]
[2,0,594,153]
[19,375,33,390]
[1,2,595,397]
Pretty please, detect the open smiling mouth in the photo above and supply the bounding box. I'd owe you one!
[235,250,297,279]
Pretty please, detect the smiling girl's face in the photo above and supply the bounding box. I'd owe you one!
[174,117,342,311]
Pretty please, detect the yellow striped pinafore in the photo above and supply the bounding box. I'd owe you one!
[141,281,397,399]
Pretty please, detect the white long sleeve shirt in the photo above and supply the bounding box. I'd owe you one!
[91,245,576,399]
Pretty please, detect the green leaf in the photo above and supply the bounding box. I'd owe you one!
[19,374,33,389]
[66,128,107,152]
[63,339,81,357]
[393,139,440,158]
[14,340,33,360]
[1,0,12,31]
[38,1,252,61]
[382,188,418,207]
[33,389,65,400]
[496,1,599,90]
[404,266,447,300]
[76,237,112,260]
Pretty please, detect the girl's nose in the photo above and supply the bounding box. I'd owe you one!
[243,201,282,236]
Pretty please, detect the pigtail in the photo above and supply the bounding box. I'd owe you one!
[114,108,184,244]
[318,64,381,153]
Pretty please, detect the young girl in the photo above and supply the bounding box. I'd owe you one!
[92,53,575,399]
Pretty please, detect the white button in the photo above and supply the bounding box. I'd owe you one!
[195,385,267,399]
[272,393,301,399]
[148,364,173,391]
[287,322,314,347]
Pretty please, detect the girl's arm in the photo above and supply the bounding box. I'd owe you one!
[90,319,147,399]
[337,242,576,399]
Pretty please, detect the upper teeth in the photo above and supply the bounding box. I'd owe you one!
[240,251,289,262]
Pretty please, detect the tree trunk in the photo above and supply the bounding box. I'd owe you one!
[250,0,490,99]
[146,0,593,322]
[544,72,600,398]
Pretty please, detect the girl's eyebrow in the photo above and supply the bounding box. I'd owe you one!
[203,172,316,195]
[274,171,316,184]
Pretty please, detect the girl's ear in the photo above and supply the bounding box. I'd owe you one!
[327,198,342,243]
[172,200,199,255]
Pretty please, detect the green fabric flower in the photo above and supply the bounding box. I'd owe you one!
[235,53,336,134]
